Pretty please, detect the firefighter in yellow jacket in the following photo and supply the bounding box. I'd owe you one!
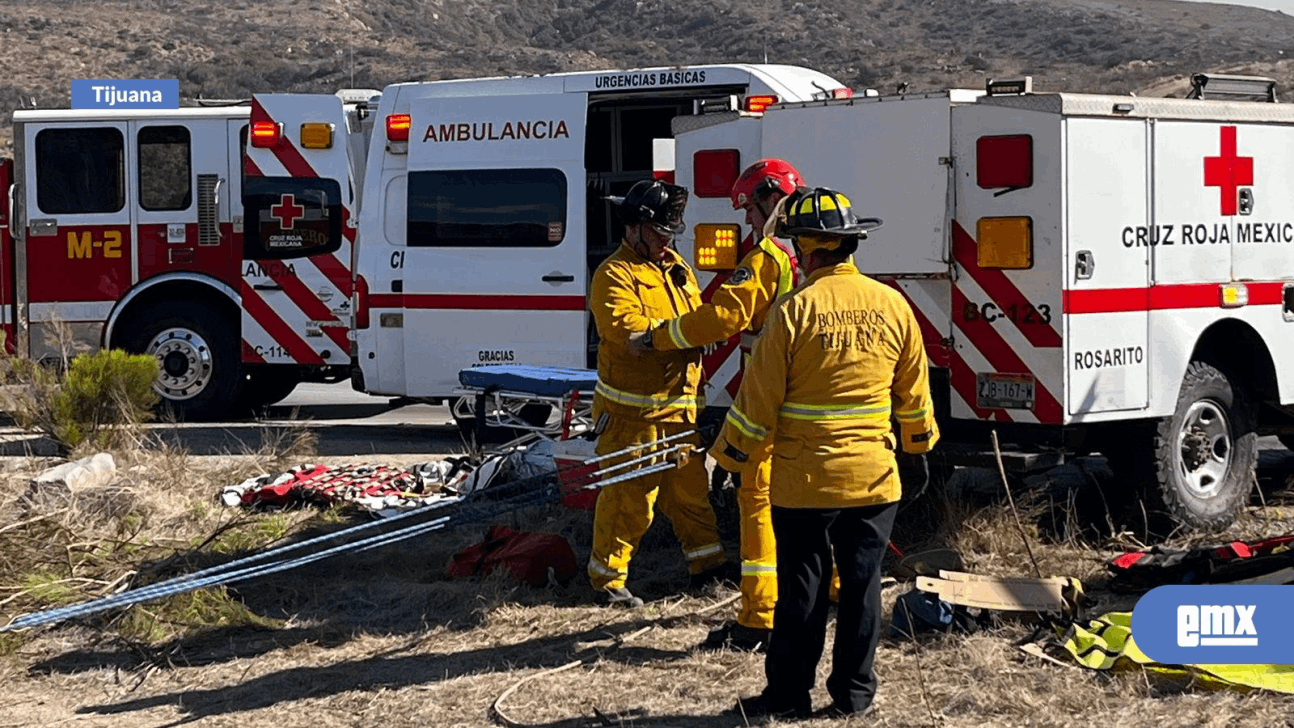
[587,179,732,608]
[711,188,940,719]
[626,159,804,651]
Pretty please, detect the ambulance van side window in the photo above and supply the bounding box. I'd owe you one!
[35,128,125,215]
[138,126,192,211]
[407,169,567,248]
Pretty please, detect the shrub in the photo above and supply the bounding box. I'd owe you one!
[8,349,161,453]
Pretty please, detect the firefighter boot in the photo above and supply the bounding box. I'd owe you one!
[597,586,645,609]
[729,692,812,721]
[698,621,773,653]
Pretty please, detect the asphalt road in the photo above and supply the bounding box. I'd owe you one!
[175,382,467,457]
[2,382,1292,478]
[0,383,468,458]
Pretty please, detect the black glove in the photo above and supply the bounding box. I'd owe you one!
[710,464,740,492]
[697,422,721,451]
[897,452,929,495]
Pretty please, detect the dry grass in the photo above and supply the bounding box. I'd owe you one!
[1,445,1294,727]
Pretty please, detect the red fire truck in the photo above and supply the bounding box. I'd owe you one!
[2,91,378,418]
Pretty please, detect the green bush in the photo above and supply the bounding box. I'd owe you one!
[9,349,160,453]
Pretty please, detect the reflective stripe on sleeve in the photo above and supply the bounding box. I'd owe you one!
[896,407,929,422]
[741,561,777,577]
[779,401,892,421]
[666,318,693,350]
[684,543,724,562]
[725,405,769,440]
[595,381,700,410]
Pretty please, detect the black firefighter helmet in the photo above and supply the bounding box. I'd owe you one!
[608,179,688,235]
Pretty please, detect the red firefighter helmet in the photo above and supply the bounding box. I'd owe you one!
[730,158,804,211]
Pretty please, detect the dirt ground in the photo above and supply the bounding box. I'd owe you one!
[3,442,1294,728]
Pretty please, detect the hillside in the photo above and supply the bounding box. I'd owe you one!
[1,0,1293,152]
[2,0,1294,109]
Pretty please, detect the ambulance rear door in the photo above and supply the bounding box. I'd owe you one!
[672,111,766,405]
[242,95,353,369]
[399,92,588,397]
[762,94,959,275]
[763,93,969,384]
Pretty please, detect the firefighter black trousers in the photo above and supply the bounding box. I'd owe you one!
[764,501,898,714]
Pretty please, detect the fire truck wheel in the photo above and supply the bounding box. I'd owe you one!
[121,303,242,421]
[1142,361,1256,534]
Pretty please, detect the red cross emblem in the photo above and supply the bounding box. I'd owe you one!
[270,193,306,229]
[1203,126,1253,217]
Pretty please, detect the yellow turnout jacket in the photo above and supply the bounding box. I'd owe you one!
[590,242,705,423]
[710,261,939,508]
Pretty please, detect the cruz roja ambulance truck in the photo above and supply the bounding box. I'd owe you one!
[673,72,1294,533]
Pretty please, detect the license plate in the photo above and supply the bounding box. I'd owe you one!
[976,373,1036,410]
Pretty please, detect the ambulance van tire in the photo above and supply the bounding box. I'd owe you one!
[120,303,243,422]
[1111,361,1256,536]
[239,369,300,412]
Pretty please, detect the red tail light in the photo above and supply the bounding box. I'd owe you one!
[831,87,854,99]
[977,134,1033,189]
[386,114,412,142]
[355,274,370,329]
[250,121,282,148]
[693,149,741,198]
[743,95,779,113]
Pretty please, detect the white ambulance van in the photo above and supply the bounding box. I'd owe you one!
[248,64,851,420]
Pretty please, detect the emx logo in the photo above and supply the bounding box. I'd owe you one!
[1134,586,1289,664]
[1177,604,1257,647]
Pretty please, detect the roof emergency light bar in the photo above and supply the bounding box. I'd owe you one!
[697,95,741,114]
[1187,73,1278,103]
[335,88,382,105]
[986,77,1033,96]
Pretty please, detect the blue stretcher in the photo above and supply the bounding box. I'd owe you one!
[457,365,599,399]
[453,364,599,453]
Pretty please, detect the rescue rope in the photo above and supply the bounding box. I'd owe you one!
[2,433,695,632]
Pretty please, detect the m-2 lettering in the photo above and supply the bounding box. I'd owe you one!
[66,230,122,259]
